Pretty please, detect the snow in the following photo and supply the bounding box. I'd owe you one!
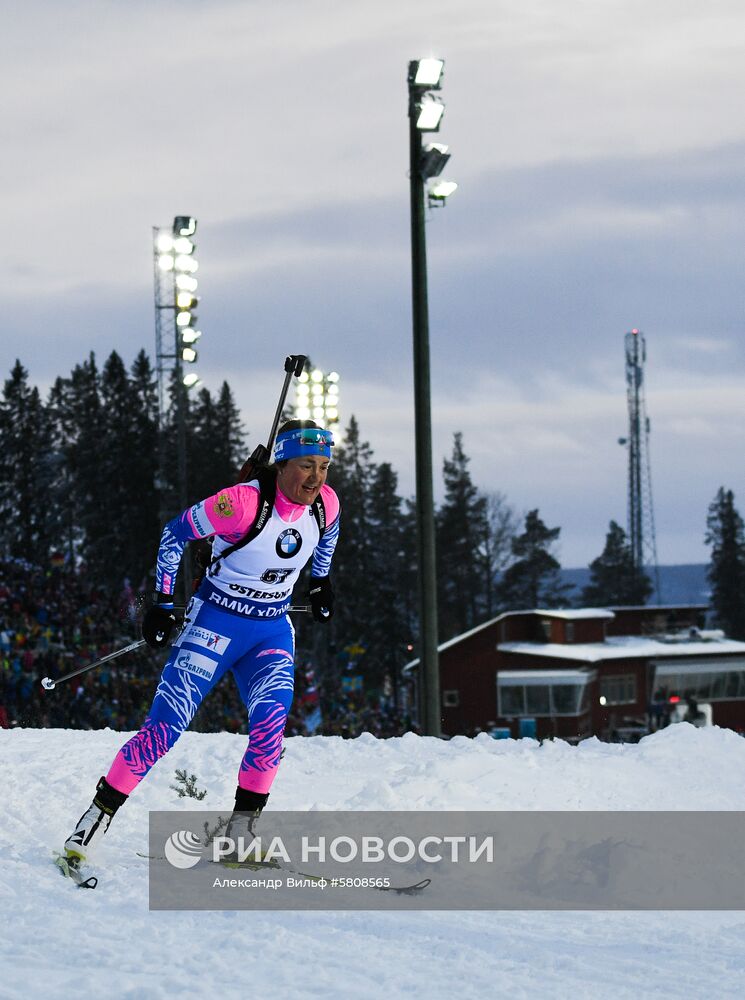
[499,634,745,663]
[3,724,745,998]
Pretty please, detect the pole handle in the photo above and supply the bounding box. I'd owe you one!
[237,355,307,483]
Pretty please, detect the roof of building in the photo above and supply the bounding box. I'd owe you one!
[498,634,745,664]
[535,608,615,621]
[401,606,722,674]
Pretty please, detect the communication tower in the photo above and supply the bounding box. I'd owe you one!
[619,329,661,601]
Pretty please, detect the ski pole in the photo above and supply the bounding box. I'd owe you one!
[41,603,313,691]
[237,354,307,482]
[41,638,147,691]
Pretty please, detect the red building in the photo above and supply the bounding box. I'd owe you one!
[404,605,745,741]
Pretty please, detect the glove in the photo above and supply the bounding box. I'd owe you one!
[142,593,178,649]
[309,576,334,623]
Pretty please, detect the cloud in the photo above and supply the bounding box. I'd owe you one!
[2,0,745,569]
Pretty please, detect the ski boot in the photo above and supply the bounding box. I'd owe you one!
[64,776,128,865]
[221,787,270,864]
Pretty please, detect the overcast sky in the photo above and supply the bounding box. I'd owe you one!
[2,0,745,568]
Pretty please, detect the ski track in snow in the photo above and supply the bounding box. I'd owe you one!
[3,724,745,999]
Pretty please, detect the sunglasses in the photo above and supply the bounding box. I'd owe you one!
[297,429,334,447]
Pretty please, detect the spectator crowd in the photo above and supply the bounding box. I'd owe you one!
[0,557,411,738]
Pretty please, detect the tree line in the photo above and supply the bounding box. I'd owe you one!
[1,353,744,696]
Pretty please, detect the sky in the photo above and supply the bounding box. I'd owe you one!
[2,0,745,568]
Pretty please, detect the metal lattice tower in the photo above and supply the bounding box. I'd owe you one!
[622,329,661,601]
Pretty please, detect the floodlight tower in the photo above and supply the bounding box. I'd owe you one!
[153,215,200,598]
[621,329,661,601]
[407,57,457,737]
[294,366,341,434]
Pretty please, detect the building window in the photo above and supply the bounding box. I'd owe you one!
[497,682,587,717]
[540,619,552,641]
[442,690,459,708]
[655,669,745,702]
[565,622,575,643]
[599,674,637,706]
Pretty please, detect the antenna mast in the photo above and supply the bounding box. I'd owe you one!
[623,329,661,602]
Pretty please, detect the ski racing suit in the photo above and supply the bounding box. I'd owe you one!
[104,479,340,798]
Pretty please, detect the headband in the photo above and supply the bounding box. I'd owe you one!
[273,427,334,463]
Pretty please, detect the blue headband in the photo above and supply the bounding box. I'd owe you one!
[274,427,334,462]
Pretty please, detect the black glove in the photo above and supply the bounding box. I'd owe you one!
[309,576,334,623]
[142,593,178,649]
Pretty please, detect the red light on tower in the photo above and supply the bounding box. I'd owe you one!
[668,695,680,704]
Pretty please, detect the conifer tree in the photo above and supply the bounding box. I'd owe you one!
[364,462,411,684]
[212,381,246,487]
[0,360,57,562]
[186,386,219,503]
[498,509,570,610]
[705,487,745,639]
[581,520,652,607]
[126,351,160,582]
[325,415,375,638]
[436,433,489,639]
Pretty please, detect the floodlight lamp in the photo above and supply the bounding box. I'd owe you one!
[181,329,202,344]
[177,292,198,309]
[326,407,338,420]
[410,58,444,90]
[158,254,175,271]
[174,255,198,273]
[297,384,310,397]
[176,274,198,292]
[173,237,195,255]
[173,216,197,237]
[313,407,325,419]
[181,346,198,363]
[420,142,450,180]
[311,369,323,383]
[428,179,458,203]
[156,234,174,253]
[297,407,311,420]
[327,383,339,396]
[327,371,340,383]
[298,371,309,383]
[183,372,200,388]
[416,98,445,132]
[176,310,195,327]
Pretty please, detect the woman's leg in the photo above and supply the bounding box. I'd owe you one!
[106,600,240,794]
[231,618,295,796]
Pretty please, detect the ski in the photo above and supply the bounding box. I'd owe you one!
[138,852,430,895]
[53,852,98,889]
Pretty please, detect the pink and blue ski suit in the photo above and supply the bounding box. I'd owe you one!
[104,478,340,797]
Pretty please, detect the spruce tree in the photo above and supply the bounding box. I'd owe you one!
[0,360,57,562]
[323,416,377,687]
[212,382,246,487]
[436,433,489,639]
[60,353,103,573]
[126,351,160,584]
[364,462,411,685]
[705,488,745,639]
[581,520,652,607]
[497,509,570,610]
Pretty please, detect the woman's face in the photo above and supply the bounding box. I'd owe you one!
[277,455,329,505]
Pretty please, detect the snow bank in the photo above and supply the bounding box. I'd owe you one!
[2,724,745,998]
